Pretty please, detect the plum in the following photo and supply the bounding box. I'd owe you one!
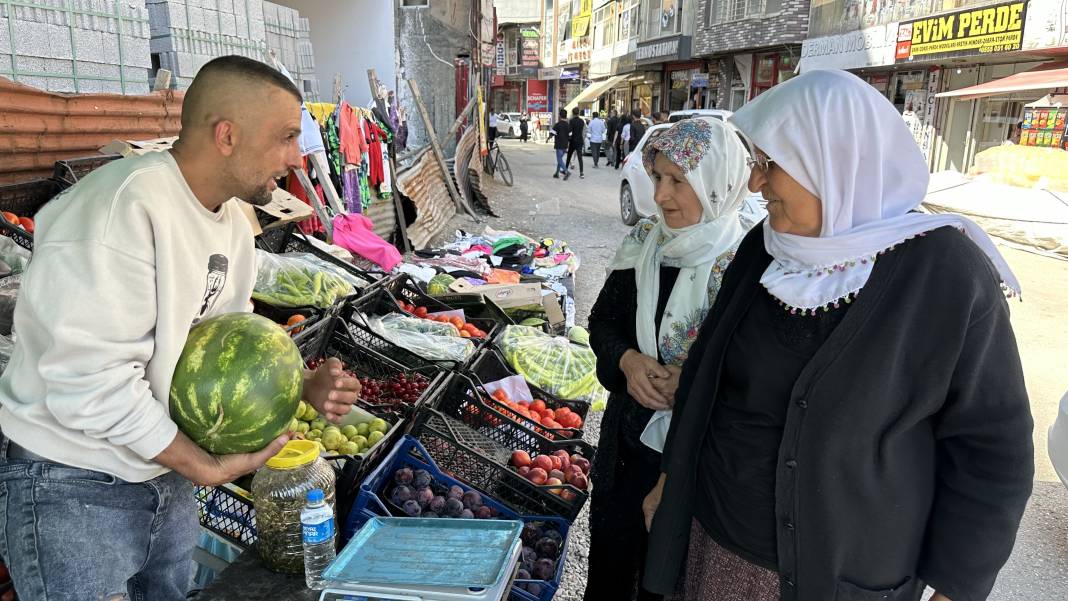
[533,558,555,580]
[390,485,413,505]
[402,499,421,517]
[394,467,414,485]
[422,511,439,518]
[517,568,532,580]
[460,509,475,519]
[447,485,464,500]
[444,497,464,518]
[534,536,559,559]
[461,490,482,509]
[521,546,537,566]
[412,469,432,489]
[543,529,564,548]
[417,487,434,508]
[521,523,541,546]
[429,495,446,513]
[525,582,545,596]
[475,506,493,519]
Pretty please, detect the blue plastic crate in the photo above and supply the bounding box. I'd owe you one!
[347,435,570,601]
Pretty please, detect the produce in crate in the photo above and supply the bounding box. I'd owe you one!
[515,522,565,596]
[252,250,358,308]
[392,303,489,339]
[364,313,475,363]
[510,449,590,494]
[360,372,432,411]
[499,325,608,404]
[170,313,303,454]
[383,467,502,520]
[288,398,391,456]
[1,211,34,233]
[485,388,583,430]
[426,273,457,296]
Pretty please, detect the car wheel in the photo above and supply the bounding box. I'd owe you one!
[620,182,639,226]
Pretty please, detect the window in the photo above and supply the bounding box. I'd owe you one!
[708,0,778,25]
[647,0,683,38]
[401,0,429,7]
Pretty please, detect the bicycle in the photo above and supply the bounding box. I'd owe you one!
[482,140,514,187]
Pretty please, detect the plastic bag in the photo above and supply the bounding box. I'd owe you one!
[0,238,31,276]
[252,250,358,308]
[0,332,15,375]
[280,252,372,290]
[0,275,20,336]
[363,313,475,363]
[498,325,608,404]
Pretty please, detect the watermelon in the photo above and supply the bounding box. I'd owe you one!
[169,313,304,454]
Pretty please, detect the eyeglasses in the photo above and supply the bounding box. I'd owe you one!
[746,154,775,173]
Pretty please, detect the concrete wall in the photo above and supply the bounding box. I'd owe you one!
[272,0,393,106]
[694,0,810,56]
[495,0,540,24]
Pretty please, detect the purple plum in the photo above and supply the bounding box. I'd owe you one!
[447,485,464,500]
[429,495,446,513]
[534,537,559,559]
[521,546,537,566]
[516,568,532,580]
[402,499,421,517]
[422,511,440,518]
[444,497,464,518]
[521,523,541,546]
[412,469,432,489]
[460,509,475,519]
[533,558,555,580]
[394,467,413,485]
[416,487,434,508]
[475,506,493,519]
[390,485,413,505]
[525,582,545,596]
[461,490,482,509]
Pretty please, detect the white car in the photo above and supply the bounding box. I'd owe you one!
[668,108,733,123]
[495,113,523,138]
[618,116,765,227]
[1050,389,1068,488]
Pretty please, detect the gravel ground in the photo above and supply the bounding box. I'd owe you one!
[439,138,1068,600]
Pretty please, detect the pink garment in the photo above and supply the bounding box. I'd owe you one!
[330,213,402,272]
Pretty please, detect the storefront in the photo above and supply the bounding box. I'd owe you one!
[750,51,798,99]
[557,66,585,114]
[635,34,692,114]
[491,80,524,113]
[664,61,709,111]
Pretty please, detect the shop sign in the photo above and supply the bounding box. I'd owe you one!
[522,39,540,66]
[636,35,691,65]
[496,41,506,75]
[539,67,563,80]
[564,37,592,64]
[799,24,899,72]
[572,0,593,38]
[560,66,582,80]
[492,73,505,87]
[895,1,1027,63]
[691,72,710,88]
[527,79,549,112]
[543,0,555,66]
[516,66,539,78]
[521,27,540,39]
[1023,0,1068,51]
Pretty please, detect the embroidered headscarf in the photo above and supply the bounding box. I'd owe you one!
[730,69,1021,312]
[608,118,751,367]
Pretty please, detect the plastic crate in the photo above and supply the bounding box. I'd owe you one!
[250,300,323,334]
[0,178,64,251]
[411,396,592,521]
[272,230,384,286]
[348,436,569,600]
[254,222,297,253]
[52,154,123,186]
[467,348,590,438]
[338,288,499,371]
[195,484,257,550]
[382,273,514,327]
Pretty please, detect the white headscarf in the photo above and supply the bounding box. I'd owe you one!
[730,69,1021,312]
[609,118,751,365]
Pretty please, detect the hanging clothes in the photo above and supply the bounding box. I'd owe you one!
[286,156,325,235]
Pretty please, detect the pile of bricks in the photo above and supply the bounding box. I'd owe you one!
[262,1,317,101]
[147,0,268,90]
[0,0,153,95]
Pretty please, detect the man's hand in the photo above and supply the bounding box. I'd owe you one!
[155,430,291,486]
[303,357,361,423]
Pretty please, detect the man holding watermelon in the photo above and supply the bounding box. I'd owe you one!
[0,56,361,601]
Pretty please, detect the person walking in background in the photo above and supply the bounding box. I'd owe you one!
[616,112,631,170]
[629,109,647,154]
[520,114,530,143]
[653,111,668,125]
[606,109,620,167]
[567,108,587,179]
[589,111,607,168]
[552,109,572,180]
[488,111,498,146]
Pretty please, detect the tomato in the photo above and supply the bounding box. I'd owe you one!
[531,400,547,413]
[414,306,429,318]
[285,314,307,334]
[1,212,16,225]
[18,217,33,233]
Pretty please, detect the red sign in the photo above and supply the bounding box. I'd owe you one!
[492,74,506,87]
[526,80,548,112]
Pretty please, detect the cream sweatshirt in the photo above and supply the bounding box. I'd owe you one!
[0,151,256,482]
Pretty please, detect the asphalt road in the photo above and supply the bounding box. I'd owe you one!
[457,138,1067,600]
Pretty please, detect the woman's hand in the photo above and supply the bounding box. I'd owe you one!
[620,350,672,410]
[643,473,667,531]
[931,594,952,601]
[650,365,682,400]
[303,357,362,422]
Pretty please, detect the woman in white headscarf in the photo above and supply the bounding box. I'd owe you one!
[584,117,754,601]
[642,69,1033,601]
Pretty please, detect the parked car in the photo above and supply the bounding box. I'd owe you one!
[618,116,765,227]
[668,108,733,123]
[1051,389,1068,489]
[495,113,524,138]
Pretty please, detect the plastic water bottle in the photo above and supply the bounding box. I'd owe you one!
[301,488,336,590]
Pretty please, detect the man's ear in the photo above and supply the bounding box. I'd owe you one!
[213,119,238,157]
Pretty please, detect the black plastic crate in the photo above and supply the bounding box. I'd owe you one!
[273,230,383,286]
[0,178,64,251]
[338,288,499,371]
[410,404,591,521]
[469,347,590,423]
[254,222,297,253]
[382,273,514,327]
[250,299,323,333]
[52,154,123,186]
[195,484,257,549]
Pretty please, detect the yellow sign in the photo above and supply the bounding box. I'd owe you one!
[897,1,1026,61]
[572,0,592,38]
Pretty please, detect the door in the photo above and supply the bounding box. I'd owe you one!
[940,67,980,173]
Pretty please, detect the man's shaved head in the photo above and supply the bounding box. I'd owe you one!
[173,55,304,210]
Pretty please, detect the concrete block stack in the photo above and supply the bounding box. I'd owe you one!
[146,0,269,89]
[0,0,153,95]
[262,1,317,101]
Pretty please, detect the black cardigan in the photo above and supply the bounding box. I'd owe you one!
[644,224,1034,601]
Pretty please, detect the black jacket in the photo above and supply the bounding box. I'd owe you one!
[552,120,570,150]
[645,225,1034,601]
[568,116,586,147]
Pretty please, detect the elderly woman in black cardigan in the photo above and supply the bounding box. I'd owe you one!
[642,69,1033,601]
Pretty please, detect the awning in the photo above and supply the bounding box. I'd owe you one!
[564,75,627,113]
[936,61,1068,100]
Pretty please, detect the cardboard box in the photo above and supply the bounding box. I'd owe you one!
[541,291,565,333]
[98,138,312,232]
[448,279,542,309]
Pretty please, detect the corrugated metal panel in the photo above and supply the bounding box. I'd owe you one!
[0,76,183,185]
[396,147,455,249]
